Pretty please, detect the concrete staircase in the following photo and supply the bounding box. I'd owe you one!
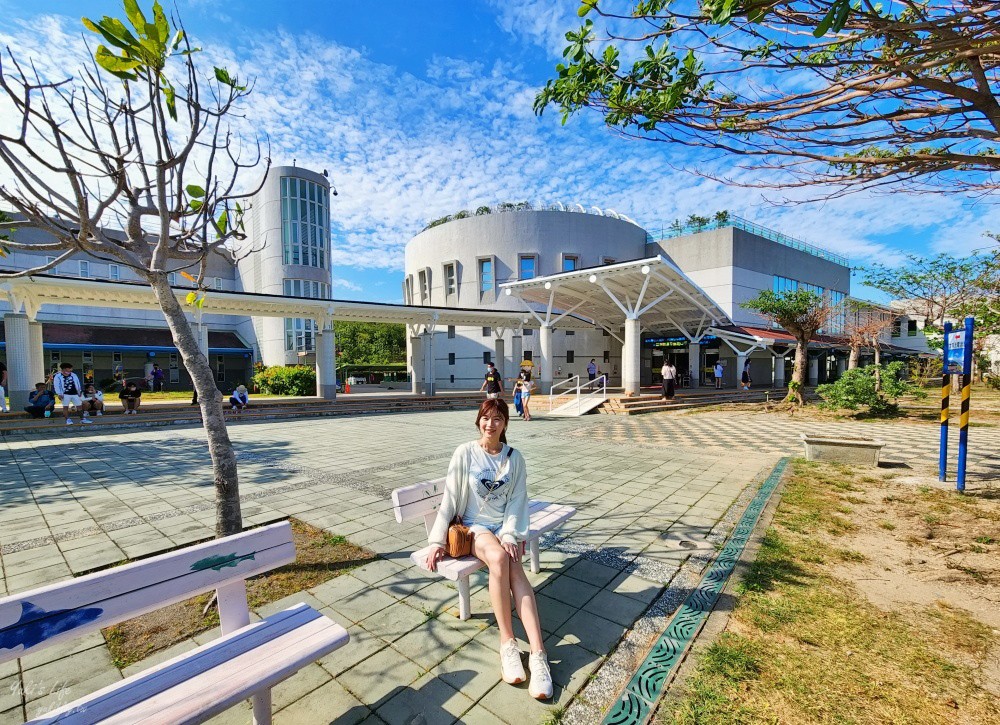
[0,393,487,436]
[595,388,785,416]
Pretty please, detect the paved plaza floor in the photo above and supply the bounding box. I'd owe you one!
[1,407,997,723]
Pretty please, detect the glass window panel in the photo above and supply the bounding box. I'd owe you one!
[519,256,536,280]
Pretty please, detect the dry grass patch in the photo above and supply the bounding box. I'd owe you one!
[660,460,1000,725]
[104,518,375,669]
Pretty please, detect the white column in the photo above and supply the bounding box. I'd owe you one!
[688,341,700,388]
[609,333,623,387]
[773,354,786,387]
[808,355,820,386]
[836,355,846,377]
[623,317,641,396]
[539,324,553,394]
[736,352,748,390]
[408,334,421,394]
[421,330,435,396]
[511,333,522,378]
[494,336,505,381]
[4,313,33,409]
[196,323,210,359]
[29,320,44,383]
[316,325,337,400]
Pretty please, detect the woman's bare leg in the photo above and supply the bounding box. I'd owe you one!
[508,558,545,652]
[474,533,515,642]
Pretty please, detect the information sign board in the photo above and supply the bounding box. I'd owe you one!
[945,330,965,372]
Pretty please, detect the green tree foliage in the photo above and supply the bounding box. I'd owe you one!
[252,366,316,396]
[817,362,923,417]
[536,1,1000,195]
[743,289,835,405]
[333,322,406,366]
[864,252,1000,344]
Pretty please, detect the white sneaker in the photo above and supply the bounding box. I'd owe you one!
[81,418,93,424]
[528,651,553,700]
[500,638,525,685]
[66,419,74,425]
[96,411,103,416]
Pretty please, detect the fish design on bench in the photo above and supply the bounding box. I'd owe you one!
[0,601,104,651]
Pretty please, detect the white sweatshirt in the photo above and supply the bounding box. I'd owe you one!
[428,441,529,547]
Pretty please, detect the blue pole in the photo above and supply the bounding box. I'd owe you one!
[956,316,974,492]
[939,322,951,481]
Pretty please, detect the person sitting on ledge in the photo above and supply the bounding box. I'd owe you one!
[229,385,250,414]
[119,381,142,415]
[24,382,56,419]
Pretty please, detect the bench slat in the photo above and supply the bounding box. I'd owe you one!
[28,604,348,724]
[391,478,446,523]
[0,522,295,663]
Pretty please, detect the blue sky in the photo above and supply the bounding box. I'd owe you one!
[1,0,997,304]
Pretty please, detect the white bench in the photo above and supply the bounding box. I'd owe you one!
[0,521,348,725]
[391,478,576,620]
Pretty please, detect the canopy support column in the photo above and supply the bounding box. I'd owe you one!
[316,325,337,400]
[408,333,421,395]
[736,352,748,390]
[808,355,820,386]
[494,336,505,381]
[773,353,786,387]
[836,355,846,377]
[623,317,641,396]
[688,341,701,388]
[4,313,33,409]
[539,324,553,394]
[29,320,44,385]
[511,331,522,383]
[422,328,436,396]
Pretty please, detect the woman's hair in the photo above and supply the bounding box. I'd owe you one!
[475,397,509,444]
[520,369,531,381]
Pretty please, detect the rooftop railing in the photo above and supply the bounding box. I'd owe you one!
[646,214,849,267]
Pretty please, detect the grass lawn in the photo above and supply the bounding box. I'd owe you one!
[660,459,1000,724]
[103,519,375,669]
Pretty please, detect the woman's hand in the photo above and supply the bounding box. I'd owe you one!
[502,540,521,563]
[425,545,447,572]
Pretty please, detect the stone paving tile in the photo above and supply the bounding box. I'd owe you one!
[429,638,504,702]
[337,646,425,711]
[375,673,476,725]
[274,677,370,725]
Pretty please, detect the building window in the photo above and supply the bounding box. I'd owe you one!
[418,269,430,303]
[79,260,90,278]
[828,290,846,334]
[168,272,177,286]
[604,350,610,363]
[908,320,918,336]
[214,277,223,290]
[112,352,122,363]
[448,353,456,365]
[602,329,610,337]
[482,326,491,337]
[519,255,537,280]
[82,350,93,364]
[216,355,226,383]
[892,320,902,338]
[566,351,575,364]
[801,282,824,295]
[478,258,494,298]
[524,328,533,336]
[565,330,575,336]
[50,351,61,364]
[773,276,798,294]
[450,374,455,383]
[562,255,578,272]
[447,325,456,339]
[280,176,329,269]
[602,257,616,265]
[444,262,457,298]
[483,351,491,364]
[108,264,120,281]
[523,351,533,361]
[403,276,414,305]
[283,279,330,352]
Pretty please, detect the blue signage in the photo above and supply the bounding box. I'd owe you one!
[945,330,964,373]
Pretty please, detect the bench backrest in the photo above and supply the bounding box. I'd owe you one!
[0,521,295,664]
[392,478,447,534]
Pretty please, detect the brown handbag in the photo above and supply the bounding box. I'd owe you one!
[447,517,474,558]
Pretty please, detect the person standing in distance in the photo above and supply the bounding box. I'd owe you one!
[480,361,504,400]
[587,359,597,381]
[53,362,86,425]
[713,361,724,390]
[660,358,677,401]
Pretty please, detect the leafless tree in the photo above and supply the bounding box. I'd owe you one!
[0,3,268,536]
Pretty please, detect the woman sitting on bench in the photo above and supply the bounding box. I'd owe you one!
[424,398,552,700]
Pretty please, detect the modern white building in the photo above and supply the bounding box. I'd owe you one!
[402,206,858,393]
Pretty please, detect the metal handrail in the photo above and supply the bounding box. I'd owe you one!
[548,375,580,411]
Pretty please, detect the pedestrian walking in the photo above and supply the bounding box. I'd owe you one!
[713,361,724,389]
[741,360,752,391]
[518,366,533,421]
[53,362,86,425]
[480,362,504,400]
[660,359,677,401]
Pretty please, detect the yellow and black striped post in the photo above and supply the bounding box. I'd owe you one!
[956,316,975,492]
[939,322,951,481]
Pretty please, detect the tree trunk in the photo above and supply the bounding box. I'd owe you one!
[148,274,243,537]
[873,347,882,392]
[848,346,860,370]
[786,339,808,405]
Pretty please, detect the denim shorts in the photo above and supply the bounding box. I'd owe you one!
[468,522,503,538]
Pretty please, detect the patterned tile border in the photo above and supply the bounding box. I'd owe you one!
[600,457,790,725]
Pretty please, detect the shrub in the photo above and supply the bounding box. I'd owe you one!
[252,365,316,396]
[817,361,924,416]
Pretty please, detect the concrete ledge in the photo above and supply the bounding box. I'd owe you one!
[801,434,886,466]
